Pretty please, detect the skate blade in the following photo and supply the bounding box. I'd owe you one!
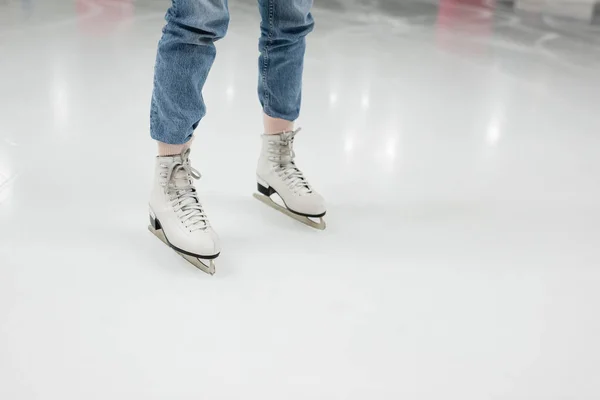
[253,193,326,230]
[148,225,216,275]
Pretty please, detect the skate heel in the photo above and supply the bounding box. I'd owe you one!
[149,213,161,231]
[257,182,275,197]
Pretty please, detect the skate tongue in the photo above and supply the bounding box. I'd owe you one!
[172,169,192,188]
[278,155,293,164]
[167,152,200,189]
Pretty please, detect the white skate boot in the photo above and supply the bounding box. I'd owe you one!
[253,128,327,230]
[148,148,220,275]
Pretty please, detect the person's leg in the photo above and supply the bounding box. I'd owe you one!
[151,0,230,154]
[254,0,326,229]
[148,0,229,274]
[257,0,314,134]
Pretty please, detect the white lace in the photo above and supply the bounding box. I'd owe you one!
[268,128,313,196]
[159,148,209,232]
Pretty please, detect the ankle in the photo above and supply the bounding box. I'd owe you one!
[157,137,194,156]
[263,112,294,135]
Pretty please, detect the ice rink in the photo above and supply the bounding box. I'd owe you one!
[1,0,600,398]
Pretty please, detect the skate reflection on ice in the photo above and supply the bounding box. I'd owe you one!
[0,146,16,206]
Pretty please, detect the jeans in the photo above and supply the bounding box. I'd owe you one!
[150,0,315,145]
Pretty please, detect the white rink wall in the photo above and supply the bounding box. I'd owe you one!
[516,0,600,22]
[326,0,600,24]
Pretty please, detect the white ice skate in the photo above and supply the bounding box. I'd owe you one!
[253,128,327,230]
[148,148,220,275]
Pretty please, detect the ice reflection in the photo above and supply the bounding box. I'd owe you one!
[361,93,370,110]
[51,66,69,131]
[0,147,15,206]
[344,134,354,154]
[329,92,338,107]
[487,120,501,146]
[76,0,135,34]
[226,84,235,102]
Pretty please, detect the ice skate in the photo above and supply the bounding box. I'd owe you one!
[253,128,326,230]
[148,148,220,275]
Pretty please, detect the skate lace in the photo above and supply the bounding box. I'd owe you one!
[162,148,209,232]
[268,128,313,196]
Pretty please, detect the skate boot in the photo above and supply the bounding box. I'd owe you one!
[148,148,220,275]
[253,128,327,230]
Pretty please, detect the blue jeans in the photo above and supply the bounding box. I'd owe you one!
[150,0,315,145]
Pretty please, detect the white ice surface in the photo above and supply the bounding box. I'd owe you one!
[1,1,600,399]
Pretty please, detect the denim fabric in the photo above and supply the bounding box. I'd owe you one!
[150,0,314,145]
